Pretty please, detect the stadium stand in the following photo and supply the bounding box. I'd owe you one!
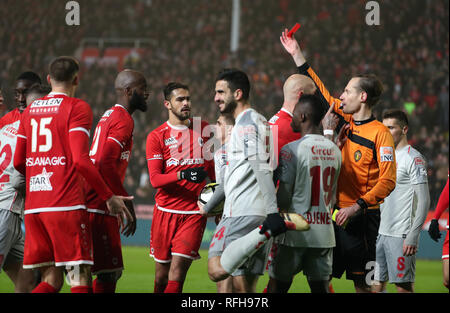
[0,0,448,207]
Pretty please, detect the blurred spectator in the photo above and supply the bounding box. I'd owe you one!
[0,0,447,208]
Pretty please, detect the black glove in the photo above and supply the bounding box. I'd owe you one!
[180,167,207,183]
[428,219,441,242]
[259,213,287,237]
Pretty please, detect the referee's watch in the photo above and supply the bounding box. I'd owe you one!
[356,198,368,210]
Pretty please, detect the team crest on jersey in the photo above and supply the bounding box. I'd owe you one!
[29,167,53,192]
[354,150,362,162]
[121,151,130,161]
[102,110,113,118]
[100,109,113,121]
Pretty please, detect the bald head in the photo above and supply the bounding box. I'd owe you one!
[114,69,149,113]
[115,69,146,90]
[283,74,316,103]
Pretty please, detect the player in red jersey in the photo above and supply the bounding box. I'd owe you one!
[13,56,133,293]
[85,69,149,293]
[0,72,42,293]
[269,73,316,160]
[146,82,214,293]
[428,176,449,289]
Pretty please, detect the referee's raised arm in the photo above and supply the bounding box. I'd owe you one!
[280,29,350,124]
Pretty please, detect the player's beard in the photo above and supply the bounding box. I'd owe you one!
[130,90,148,112]
[290,120,301,133]
[171,105,191,121]
[220,98,237,115]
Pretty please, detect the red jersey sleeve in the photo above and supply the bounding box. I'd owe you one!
[68,101,114,201]
[68,99,93,136]
[434,178,449,219]
[13,117,27,175]
[107,116,134,149]
[146,130,178,188]
[97,138,129,196]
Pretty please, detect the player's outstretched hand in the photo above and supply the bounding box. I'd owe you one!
[121,199,137,237]
[180,167,207,183]
[197,200,207,216]
[428,219,441,242]
[280,28,300,55]
[197,200,218,217]
[260,213,288,237]
[106,195,135,227]
[280,28,306,66]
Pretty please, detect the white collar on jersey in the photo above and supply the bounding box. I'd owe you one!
[48,92,68,96]
[167,119,190,130]
[235,108,254,124]
[114,104,126,110]
[280,107,293,117]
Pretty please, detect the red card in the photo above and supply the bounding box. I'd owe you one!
[287,23,301,38]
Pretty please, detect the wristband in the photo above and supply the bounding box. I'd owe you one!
[356,198,368,210]
[324,129,334,136]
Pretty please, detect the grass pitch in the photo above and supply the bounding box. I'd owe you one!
[0,246,447,293]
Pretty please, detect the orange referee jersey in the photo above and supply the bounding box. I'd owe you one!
[299,63,396,209]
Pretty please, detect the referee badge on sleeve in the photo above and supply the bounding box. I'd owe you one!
[380,146,394,162]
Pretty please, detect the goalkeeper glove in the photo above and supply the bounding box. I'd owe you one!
[260,213,287,237]
[180,167,207,183]
[428,219,441,242]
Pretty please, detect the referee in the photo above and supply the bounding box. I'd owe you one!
[280,29,396,293]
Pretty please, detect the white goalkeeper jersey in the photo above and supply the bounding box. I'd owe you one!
[223,108,276,217]
[275,134,341,248]
[379,145,428,238]
[0,115,25,218]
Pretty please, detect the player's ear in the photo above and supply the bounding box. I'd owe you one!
[360,91,368,103]
[72,75,79,86]
[46,75,51,85]
[125,86,132,97]
[163,100,171,110]
[402,125,408,135]
[298,91,303,100]
[234,89,243,101]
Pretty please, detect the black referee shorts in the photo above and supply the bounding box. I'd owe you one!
[332,207,380,282]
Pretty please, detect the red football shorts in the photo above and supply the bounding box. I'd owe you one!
[89,212,123,275]
[23,210,93,269]
[150,206,207,263]
[443,230,449,260]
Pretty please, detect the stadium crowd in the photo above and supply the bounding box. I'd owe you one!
[0,0,448,206]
